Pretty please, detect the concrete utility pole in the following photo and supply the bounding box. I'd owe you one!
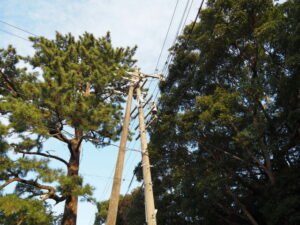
[136,85,157,225]
[106,68,162,225]
[106,84,134,225]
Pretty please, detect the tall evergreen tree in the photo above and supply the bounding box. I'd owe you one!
[143,0,299,224]
[0,32,136,224]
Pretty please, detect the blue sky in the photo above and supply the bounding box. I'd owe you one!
[0,0,202,224]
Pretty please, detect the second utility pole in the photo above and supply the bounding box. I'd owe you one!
[106,84,134,225]
[136,84,157,225]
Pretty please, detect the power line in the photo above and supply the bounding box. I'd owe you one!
[100,166,116,201]
[185,0,205,47]
[153,0,180,73]
[125,169,137,196]
[152,0,206,104]
[165,0,192,68]
[150,0,195,104]
[0,20,38,37]
[81,173,130,181]
[108,142,141,153]
[0,28,30,42]
[142,0,193,120]
[144,0,181,107]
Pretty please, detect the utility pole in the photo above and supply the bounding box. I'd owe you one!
[136,84,157,225]
[106,68,162,225]
[106,84,134,225]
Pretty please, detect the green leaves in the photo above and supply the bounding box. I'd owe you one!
[57,175,93,198]
[0,195,53,225]
[145,0,300,224]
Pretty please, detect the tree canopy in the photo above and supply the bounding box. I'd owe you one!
[136,0,299,224]
[0,32,136,225]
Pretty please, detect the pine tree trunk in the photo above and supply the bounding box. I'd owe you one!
[62,141,81,225]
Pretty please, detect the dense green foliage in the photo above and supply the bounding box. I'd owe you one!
[0,195,54,225]
[145,0,300,224]
[94,188,145,225]
[0,32,136,224]
[109,0,299,225]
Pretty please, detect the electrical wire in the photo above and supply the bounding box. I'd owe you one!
[144,0,181,101]
[121,1,199,196]
[0,28,30,42]
[124,169,137,196]
[152,0,206,104]
[81,173,131,181]
[0,20,38,37]
[185,0,205,47]
[140,0,193,121]
[99,166,117,201]
[149,0,195,104]
[153,0,180,73]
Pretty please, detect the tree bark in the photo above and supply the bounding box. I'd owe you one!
[62,140,81,225]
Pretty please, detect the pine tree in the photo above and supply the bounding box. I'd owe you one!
[0,32,136,225]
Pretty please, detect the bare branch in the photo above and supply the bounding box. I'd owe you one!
[15,150,69,167]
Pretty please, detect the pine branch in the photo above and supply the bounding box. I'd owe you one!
[15,150,69,167]
[0,177,65,203]
[0,70,23,98]
[50,131,71,144]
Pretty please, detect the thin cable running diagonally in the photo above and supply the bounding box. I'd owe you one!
[152,0,206,104]
[164,0,205,75]
[100,119,139,200]
[122,1,193,196]
[184,0,205,47]
[0,28,30,42]
[128,0,195,150]
[125,169,137,196]
[0,20,39,37]
[152,0,194,97]
[111,0,204,197]
[144,0,181,98]
[153,0,179,73]
[149,0,195,103]
[130,7,207,201]
[162,0,192,73]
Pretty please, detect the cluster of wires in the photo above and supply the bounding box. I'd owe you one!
[0,20,38,41]
[0,0,205,203]
[122,0,206,197]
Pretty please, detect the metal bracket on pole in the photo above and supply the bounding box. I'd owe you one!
[125,67,158,225]
[132,95,153,120]
[145,115,158,129]
[135,133,140,141]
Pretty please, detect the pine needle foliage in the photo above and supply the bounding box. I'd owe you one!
[0,32,136,224]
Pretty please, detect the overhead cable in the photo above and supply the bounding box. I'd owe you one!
[0,19,38,37]
[0,28,30,42]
